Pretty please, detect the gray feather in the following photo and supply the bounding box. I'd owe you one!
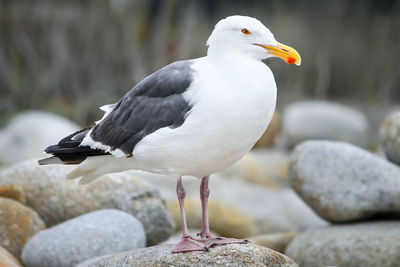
[90,60,194,155]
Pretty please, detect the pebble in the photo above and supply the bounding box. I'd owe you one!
[254,111,281,147]
[22,209,146,267]
[249,232,299,253]
[0,111,79,165]
[286,221,400,267]
[282,101,369,147]
[0,245,22,267]
[0,184,26,204]
[289,140,400,222]
[0,198,45,259]
[221,149,289,189]
[379,111,400,165]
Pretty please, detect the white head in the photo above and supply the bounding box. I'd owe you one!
[207,15,301,65]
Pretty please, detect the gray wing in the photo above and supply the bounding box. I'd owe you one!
[90,60,194,155]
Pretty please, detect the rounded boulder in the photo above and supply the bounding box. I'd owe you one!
[22,209,146,267]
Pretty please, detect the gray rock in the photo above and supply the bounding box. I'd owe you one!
[249,232,299,253]
[77,243,299,267]
[22,209,145,267]
[0,198,45,260]
[286,221,400,267]
[221,148,290,189]
[0,245,22,267]
[254,111,281,148]
[289,140,400,222]
[380,111,400,165]
[0,160,175,245]
[0,184,26,205]
[0,111,79,165]
[282,101,369,147]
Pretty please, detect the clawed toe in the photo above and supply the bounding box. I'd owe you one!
[173,237,209,253]
[206,237,249,246]
[173,236,249,253]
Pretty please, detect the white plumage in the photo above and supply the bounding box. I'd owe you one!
[68,16,293,184]
[74,57,276,183]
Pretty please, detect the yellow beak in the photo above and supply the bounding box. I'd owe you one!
[256,42,301,66]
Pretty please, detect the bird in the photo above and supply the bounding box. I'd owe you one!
[39,15,301,253]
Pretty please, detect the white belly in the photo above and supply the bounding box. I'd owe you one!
[133,57,277,177]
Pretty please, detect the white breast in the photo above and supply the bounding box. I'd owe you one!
[133,56,277,177]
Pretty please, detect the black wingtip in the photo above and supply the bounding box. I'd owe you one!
[44,145,57,153]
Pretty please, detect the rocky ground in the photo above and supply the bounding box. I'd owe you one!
[77,244,298,267]
[0,105,399,266]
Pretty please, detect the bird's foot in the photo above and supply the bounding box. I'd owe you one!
[196,232,250,248]
[172,236,209,253]
[203,236,250,246]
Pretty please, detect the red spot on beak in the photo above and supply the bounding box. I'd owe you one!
[287,57,296,64]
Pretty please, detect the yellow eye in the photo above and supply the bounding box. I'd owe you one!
[241,28,251,35]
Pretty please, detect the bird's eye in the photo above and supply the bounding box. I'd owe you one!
[241,28,251,35]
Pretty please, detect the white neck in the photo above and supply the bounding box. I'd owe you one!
[207,47,262,68]
[207,42,268,65]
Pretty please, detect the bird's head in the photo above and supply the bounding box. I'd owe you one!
[207,15,301,65]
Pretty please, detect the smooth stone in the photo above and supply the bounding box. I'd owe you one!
[77,243,299,267]
[22,209,145,267]
[286,221,400,267]
[0,198,45,260]
[252,149,289,178]
[0,111,79,165]
[0,184,26,204]
[221,149,289,189]
[249,232,299,253]
[254,111,281,147]
[140,172,327,238]
[282,101,369,147]
[0,245,22,267]
[289,140,400,222]
[0,160,175,245]
[379,111,400,165]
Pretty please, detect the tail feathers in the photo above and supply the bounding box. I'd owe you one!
[38,155,104,184]
[66,167,88,180]
[66,155,118,185]
[38,127,108,165]
[66,168,103,185]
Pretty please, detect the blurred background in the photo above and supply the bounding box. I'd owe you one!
[1,0,400,127]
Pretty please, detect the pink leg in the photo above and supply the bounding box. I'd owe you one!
[173,176,208,253]
[199,176,213,239]
[177,176,190,238]
[198,176,249,247]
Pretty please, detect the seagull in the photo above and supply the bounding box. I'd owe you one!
[39,15,301,253]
